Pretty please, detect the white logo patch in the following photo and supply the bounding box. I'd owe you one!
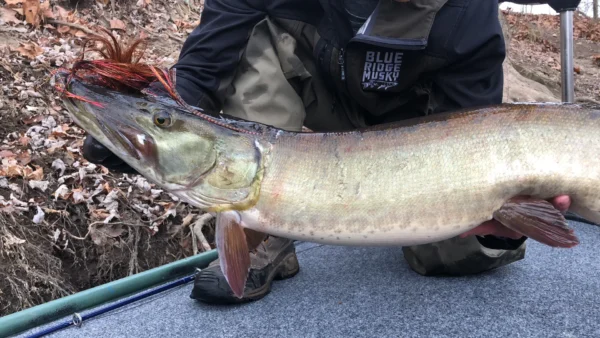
[362,51,402,91]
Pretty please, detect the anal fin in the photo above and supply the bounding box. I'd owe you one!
[493,197,579,248]
[216,211,250,298]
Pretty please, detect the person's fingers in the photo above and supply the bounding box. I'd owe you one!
[459,220,523,239]
[550,195,571,213]
[459,195,571,240]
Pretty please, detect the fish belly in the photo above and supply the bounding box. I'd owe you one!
[242,105,600,246]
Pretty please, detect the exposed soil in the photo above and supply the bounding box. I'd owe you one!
[0,0,210,317]
[502,11,600,103]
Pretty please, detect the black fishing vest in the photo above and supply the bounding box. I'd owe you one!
[327,0,469,119]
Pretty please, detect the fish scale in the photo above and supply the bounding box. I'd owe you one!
[237,105,600,245]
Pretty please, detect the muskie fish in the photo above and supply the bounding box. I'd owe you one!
[54,69,600,298]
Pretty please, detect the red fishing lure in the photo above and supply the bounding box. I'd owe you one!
[53,28,181,107]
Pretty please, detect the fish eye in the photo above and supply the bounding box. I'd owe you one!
[153,111,172,128]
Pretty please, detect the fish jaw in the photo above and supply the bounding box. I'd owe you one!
[58,75,174,187]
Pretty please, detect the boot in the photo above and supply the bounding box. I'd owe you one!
[402,235,527,276]
[190,236,300,304]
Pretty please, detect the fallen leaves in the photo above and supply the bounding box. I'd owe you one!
[15,41,43,59]
[29,180,49,192]
[504,10,600,44]
[109,19,126,30]
[22,0,41,27]
[23,114,44,125]
[0,0,209,316]
[1,7,21,24]
[52,159,66,176]
[32,205,45,223]
[0,150,16,158]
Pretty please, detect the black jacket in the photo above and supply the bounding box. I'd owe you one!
[173,0,572,115]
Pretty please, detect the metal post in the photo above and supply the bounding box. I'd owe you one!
[560,10,575,103]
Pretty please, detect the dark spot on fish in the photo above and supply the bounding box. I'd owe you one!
[336,236,340,240]
[363,235,367,238]
[334,229,341,234]
[369,230,375,234]
[309,231,314,236]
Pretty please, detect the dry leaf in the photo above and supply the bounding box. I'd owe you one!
[71,188,87,204]
[91,208,110,220]
[57,25,70,33]
[55,5,69,20]
[29,180,49,192]
[8,183,22,195]
[41,1,53,19]
[54,184,71,200]
[0,8,21,25]
[5,0,24,5]
[136,0,151,7]
[74,30,87,38]
[1,159,23,177]
[24,165,43,180]
[23,0,41,27]
[32,206,45,224]
[574,66,581,74]
[23,114,44,124]
[16,152,31,165]
[0,150,16,158]
[52,158,66,176]
[110,19,126,30]
[16,42,43,60]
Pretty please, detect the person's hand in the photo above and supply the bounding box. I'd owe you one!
[459,195,571,239]
[82,136,138,174]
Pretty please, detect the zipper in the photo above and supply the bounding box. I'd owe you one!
[337,48,346,81]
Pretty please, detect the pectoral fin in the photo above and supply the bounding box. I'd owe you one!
[216,211,250,298]
[493,197,579,248]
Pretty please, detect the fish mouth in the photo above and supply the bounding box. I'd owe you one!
[96,114,155,162]
[55,70,158,168]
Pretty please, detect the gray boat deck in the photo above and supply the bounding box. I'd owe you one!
[18,220,600,338]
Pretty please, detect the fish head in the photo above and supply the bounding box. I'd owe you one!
[54,70,267,211]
